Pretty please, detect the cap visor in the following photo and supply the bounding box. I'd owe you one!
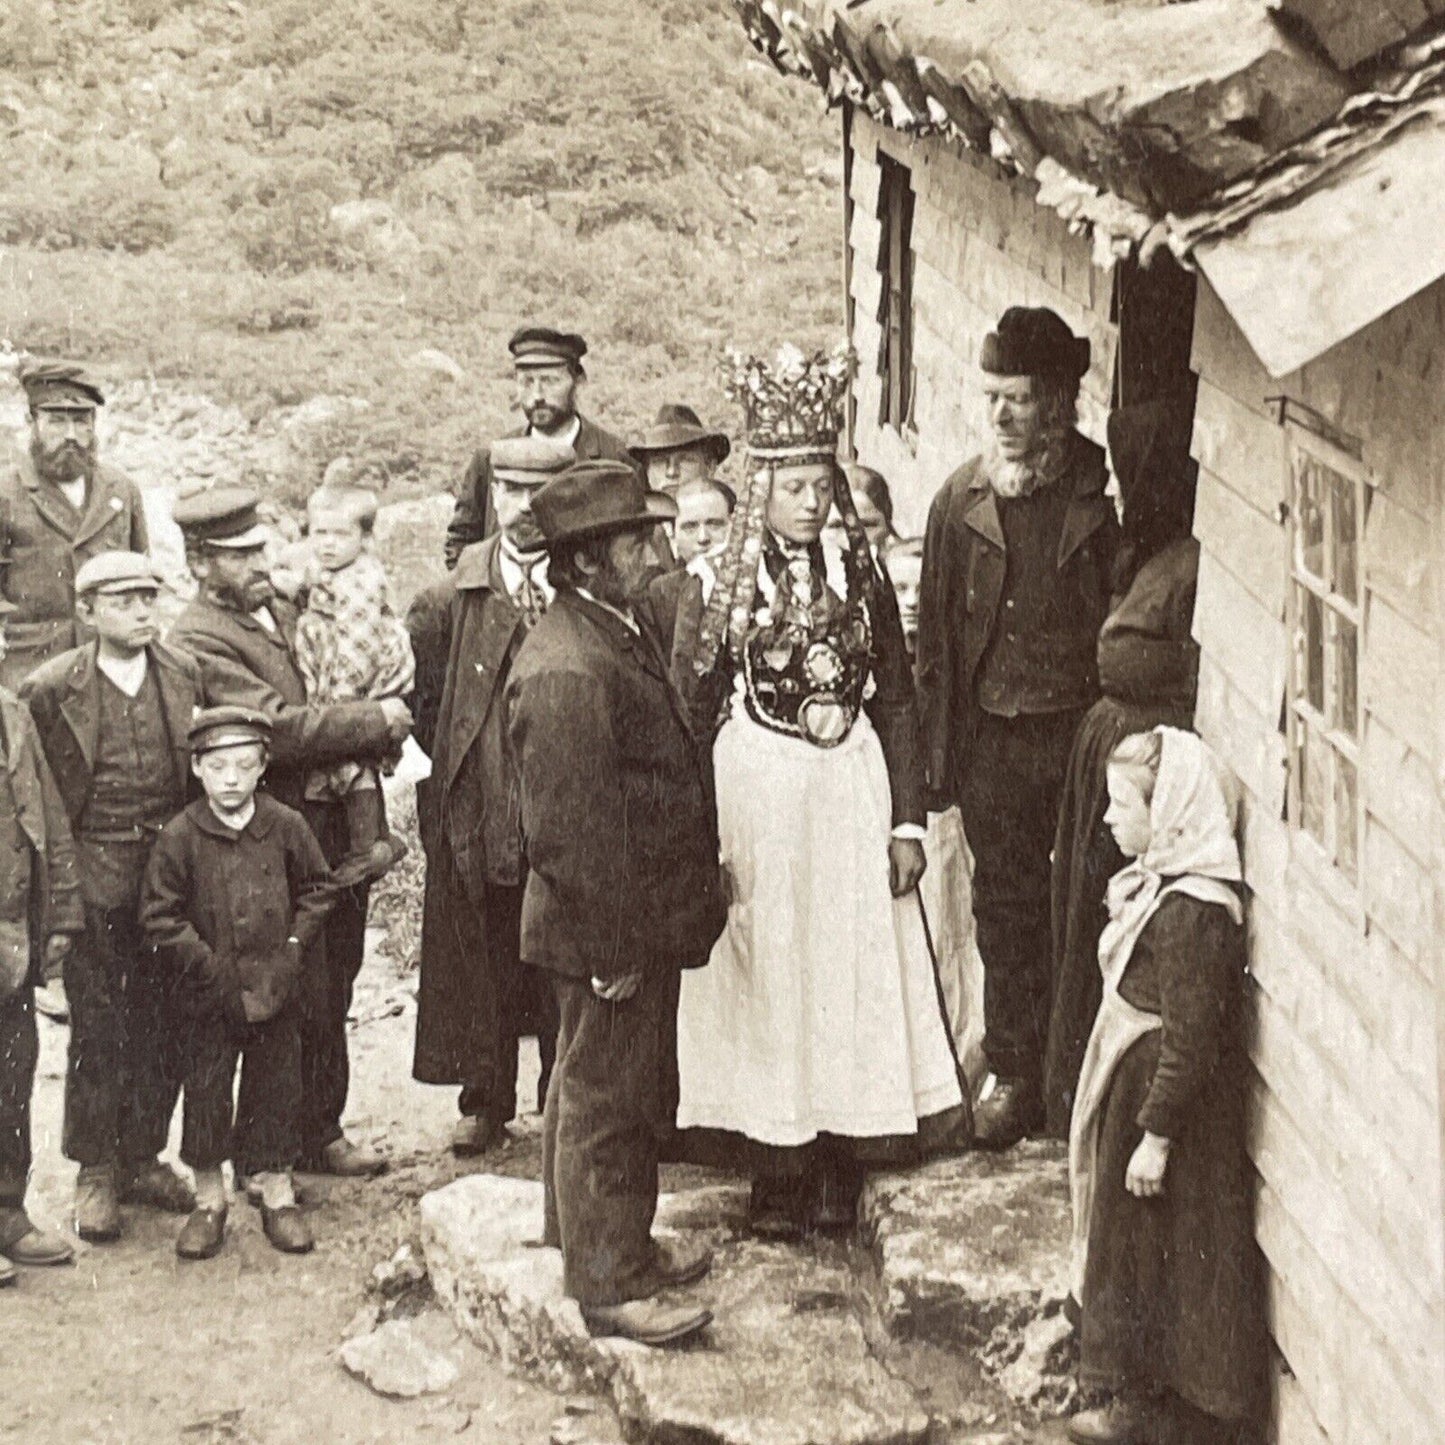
[203,523,271,549]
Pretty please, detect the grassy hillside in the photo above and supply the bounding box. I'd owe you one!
[0,0,840,504]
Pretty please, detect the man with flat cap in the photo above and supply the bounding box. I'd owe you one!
[0,361,149,693]
[506,459,724,1347]
[443,327,633,568]
[917,306,1119,1149]
[408,435,569,1158]
[23,551,204,1240]
[169,487,412,1180]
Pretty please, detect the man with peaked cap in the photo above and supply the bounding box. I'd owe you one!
[23,551,205,1240]
[443,327,634,568]
[169,487,412,1181]
[917,306,1120,1149]
[505,459,723,1347]
[0,361,149,693]
[628,404,732,498]
[0,592,83,1281]
[409,435,570,1158]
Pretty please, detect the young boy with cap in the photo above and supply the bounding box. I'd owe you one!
[0,595,83,1284]
[140,707,334,1259]
[22,551,203,1243]
[295,483,415,888]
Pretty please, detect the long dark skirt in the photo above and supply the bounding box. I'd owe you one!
[1044,696,1190,1138]
[1080,1032,1266,1423]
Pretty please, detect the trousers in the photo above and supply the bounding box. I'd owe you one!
[458,881,558,1125]
[957,707,1085,1085]
[63,892,182,1170]
[181,1001,302,1175]
[542,966,680,1308]
[299,800,368,1158]
[0,985,36,1246]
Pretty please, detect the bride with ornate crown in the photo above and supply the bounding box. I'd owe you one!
[648,344,970,1238]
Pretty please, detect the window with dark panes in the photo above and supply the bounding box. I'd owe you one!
[1285,426,1366,882]
[875,153,914,431]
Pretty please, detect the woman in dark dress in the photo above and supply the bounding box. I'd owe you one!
[1067,728,1265,1445]
[1044,398,1201,1138]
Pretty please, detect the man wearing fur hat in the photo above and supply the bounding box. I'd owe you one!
[917,307,1119,1149]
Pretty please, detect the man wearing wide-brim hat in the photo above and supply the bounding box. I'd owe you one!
[627,403,732,497]
[504,459,724,1347]
[0,360,149,693]
[169,486,413,1182]
[22,551,205,1241]
[408,435,572,1160]
[443,327,635,568]
[916,305,1120,1149]
[0,592,84,1282]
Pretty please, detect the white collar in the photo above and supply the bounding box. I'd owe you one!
[96,649,149,698]
[497,544,552,603]
[251,604,278,633]
[57,475,87,511]
[530,415,582,449]
[576,587,638,634]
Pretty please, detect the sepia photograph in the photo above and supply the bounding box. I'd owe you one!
[0,1,1440,1442]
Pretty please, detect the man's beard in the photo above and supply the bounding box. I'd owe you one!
[33,436,96,487]
[985,429,1070,499]
[586,556,645,611]
[524,402,573,434]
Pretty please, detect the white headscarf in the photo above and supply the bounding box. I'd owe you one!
[1098,726,1244,989]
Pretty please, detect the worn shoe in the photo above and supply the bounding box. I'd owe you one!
[176,1208,228,1261]
[4,1226,74,1267]
[120,1161,196,1214]
[1067,1394,1159,1445]
[642,1237,713,1294]
[33,979,69,1023]
[973,1075,1043,1152]
[747,1177,806,1241]
[236,1172,314,1208]
[75,1166,121,1243]
[451,1115,508,1158]
[582,1298,713,1347]
[261,1205,314,1254]
[303,1137,388,1178]
[0,1255,15,1287]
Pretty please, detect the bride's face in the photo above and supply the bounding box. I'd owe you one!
[766,462,833,545]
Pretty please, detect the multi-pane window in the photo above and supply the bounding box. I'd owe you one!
[1285,427,1367,882]
[875,153,914,430]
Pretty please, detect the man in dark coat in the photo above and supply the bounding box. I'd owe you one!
[22,552,202,1242]
[506,460,724,1347]
[169,487,413,1180]
[409,435,570,1157]
[917,307,1119,1149]
[0,599,83,1282]
[443,328,633,567]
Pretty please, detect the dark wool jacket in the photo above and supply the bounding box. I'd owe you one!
[505,590,724,984]
[0,447,148,690]
[140,794,333,1024]
[444,416,634,568]
[916,430,1118,800]
[0,687,82,996]
[168,595,394,809]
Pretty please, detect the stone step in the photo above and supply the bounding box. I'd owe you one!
[421,1174,931,1445]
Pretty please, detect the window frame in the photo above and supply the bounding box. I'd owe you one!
[875,151,915,433]
[1283,421,1369,893]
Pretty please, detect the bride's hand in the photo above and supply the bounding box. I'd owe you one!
[888,837,926,897]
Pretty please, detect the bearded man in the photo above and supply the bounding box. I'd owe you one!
[917,307,1119,1149]
[444,329,633,568]
[0,361,148,693]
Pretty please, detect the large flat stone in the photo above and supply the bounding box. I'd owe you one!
[860,1142,1071,1353]
[421,1174,931,1445]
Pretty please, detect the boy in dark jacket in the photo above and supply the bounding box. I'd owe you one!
[140,707,333,1260]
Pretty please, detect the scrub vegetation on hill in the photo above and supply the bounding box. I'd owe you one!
[0,0,840,500]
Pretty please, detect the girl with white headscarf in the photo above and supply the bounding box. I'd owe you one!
[1066,727,1265,1445]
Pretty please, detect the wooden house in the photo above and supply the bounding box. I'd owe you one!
[730,2,1445,1441]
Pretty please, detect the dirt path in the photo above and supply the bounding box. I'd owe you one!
[1,932,564,1445]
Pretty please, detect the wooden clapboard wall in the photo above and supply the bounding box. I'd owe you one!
[1190,275,1445,1444]
[842,109,1117,538]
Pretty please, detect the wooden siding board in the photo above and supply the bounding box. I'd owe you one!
[1194,653,1288,819]
[1363,814,1432,964]
[1193,471,1288,615]
[1193,550,1288,722]
[1362,715,1434,870]
[1365,594,1434,761]
[1192,279,1276,418]
[1191,379,1287,518]
[1364,489,1434,617]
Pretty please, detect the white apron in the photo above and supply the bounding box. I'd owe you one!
[675,706,963,1147]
